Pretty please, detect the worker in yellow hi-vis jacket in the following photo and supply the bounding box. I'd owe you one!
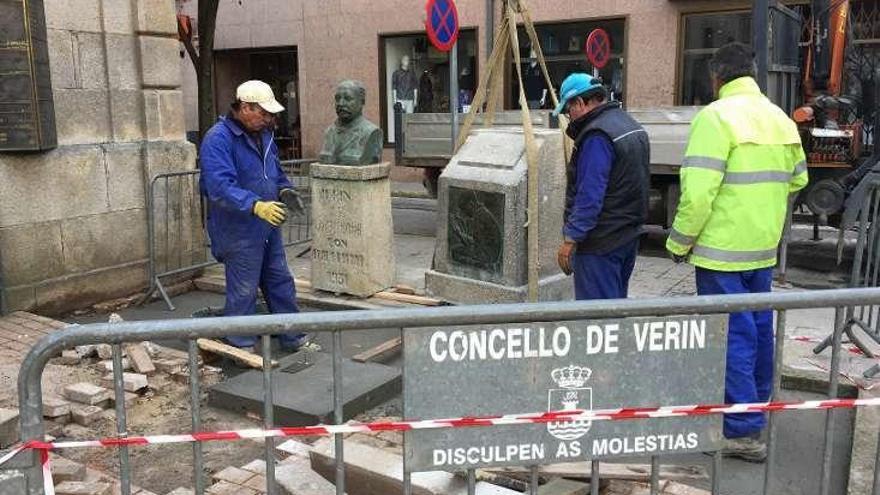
[666,43,808,463]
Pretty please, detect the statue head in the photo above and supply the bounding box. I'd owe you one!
[401,55,410,71]
[335,80,366,125]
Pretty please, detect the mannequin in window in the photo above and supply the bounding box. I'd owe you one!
[523,49,547,109]
[392,55,418,114]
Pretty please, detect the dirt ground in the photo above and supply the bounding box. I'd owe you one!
[3,351,272,493]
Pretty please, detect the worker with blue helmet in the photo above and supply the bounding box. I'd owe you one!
[554,73,651,300]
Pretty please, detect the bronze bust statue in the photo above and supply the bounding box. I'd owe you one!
[318,80,383,166]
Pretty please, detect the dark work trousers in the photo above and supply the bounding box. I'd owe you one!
[571,238,639,300]
[222,228,302,348]
[696,267,774,438]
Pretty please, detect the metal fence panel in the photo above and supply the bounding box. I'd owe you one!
[9,287,880,495]
[143,162,314,311]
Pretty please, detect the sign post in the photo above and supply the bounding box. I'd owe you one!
[585,28,611,78]
[425,0,460,151]
[404,315,728,472]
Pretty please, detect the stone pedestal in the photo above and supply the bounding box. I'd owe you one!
[426,128,571,303]
[310,162,395,297]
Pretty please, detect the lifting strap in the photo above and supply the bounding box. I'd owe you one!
[454,0,567,302]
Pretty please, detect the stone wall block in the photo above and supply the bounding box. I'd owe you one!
[144,90,187,141]
[60,209,149,274]
[0,147,110,228]
[106,34,140,90]
[139,36,182,88]
[110,90,146,142]
[2,286,38,313]
[75,32,108,89]
[104,143,146,211]
[53,89,112,145]
[34,263,148,317]
[143,140,197,179]
[101,0,135,34]
[44,0,102,33]
[137,0,178,35]
[47,29,76,89]
[0,222,65,287]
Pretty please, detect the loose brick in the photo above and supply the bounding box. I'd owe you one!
[206,480,257,495]
[242,474,267,491]
[125,343,156,375]
[240,459,267,475]
[212,466,255,485]
[54,481,111,495]
[153,358,186,375]
[51,456,86,483]
[63,383,112,405]
[58,350,81,365]
[98,359,131,372]
[100,372,148,392]
[43,396,72,418]
[71,405,104,426]
[0,408,19,447]
[96,344,114,360]
[75,345,97,358]
[165,489,194,495]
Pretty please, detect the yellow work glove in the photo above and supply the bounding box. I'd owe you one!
[253,201,287,227]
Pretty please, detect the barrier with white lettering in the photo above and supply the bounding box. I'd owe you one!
[404,315,727,471]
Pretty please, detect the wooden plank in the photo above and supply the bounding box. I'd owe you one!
[352,337,402,364]
[372,291,442,306]
[196,338,277,370]
[486,462,707,482]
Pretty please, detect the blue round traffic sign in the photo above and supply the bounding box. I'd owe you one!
[425,0,459,52]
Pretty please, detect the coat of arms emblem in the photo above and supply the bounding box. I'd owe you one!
[547,365,593,440]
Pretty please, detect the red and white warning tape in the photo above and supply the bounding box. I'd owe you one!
[6,396,880,494]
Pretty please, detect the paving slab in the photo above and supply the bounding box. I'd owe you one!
[54,481,111,495]
[276,457,339,495]
[208,351,400,425]
[309,438,519,495]
[63,383,112,405]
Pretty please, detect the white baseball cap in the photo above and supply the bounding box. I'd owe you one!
[236,80,285,114]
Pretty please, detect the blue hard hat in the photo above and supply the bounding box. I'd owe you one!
[553,73,604,116]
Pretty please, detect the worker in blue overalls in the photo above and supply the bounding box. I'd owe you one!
[199,80,308,352]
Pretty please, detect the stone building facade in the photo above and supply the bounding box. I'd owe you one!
[177,0,763,163]
[0,0,195,314]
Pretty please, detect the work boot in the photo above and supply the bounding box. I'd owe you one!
[279,333,312,353]
[721,437,767,463]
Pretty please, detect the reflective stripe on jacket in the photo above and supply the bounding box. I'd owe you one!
[666,77,808,272]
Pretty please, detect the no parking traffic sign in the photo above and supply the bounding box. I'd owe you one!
[425,0,459,52]
[585,28,611,69]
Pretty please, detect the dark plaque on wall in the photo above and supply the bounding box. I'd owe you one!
[447,186,504,278]
[0,0,56,151]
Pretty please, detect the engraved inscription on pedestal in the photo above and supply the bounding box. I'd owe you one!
[310,163,395,297]
[0,0,56,151]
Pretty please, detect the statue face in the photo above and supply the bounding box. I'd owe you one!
[335,87,363,124]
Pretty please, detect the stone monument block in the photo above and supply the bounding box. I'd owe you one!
[310,162,395,297]
[426,127,571,303]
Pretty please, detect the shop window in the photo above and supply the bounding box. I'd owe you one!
[679,11,751,106]
[510,19,626,109]
[380,31,478,145]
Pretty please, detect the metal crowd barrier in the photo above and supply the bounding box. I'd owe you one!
[11,287,880,495]
[814,180,880,377]
[141,159,315,311]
